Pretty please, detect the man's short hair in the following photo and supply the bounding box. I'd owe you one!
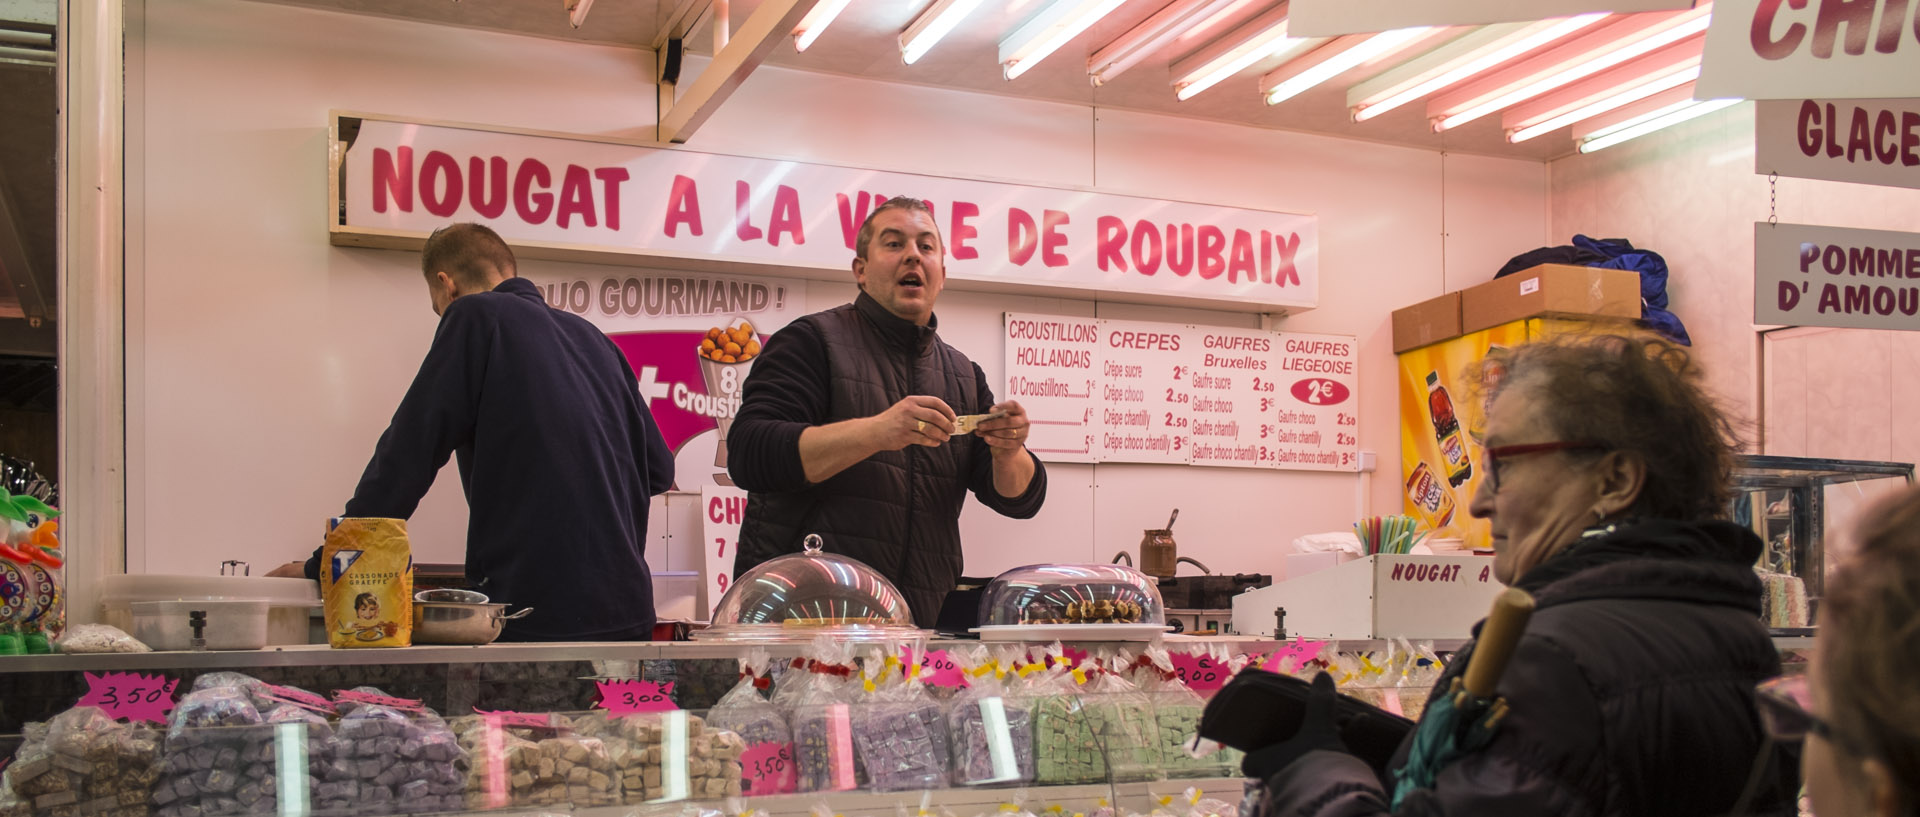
[854,197,941,260]
[422,223,516,287]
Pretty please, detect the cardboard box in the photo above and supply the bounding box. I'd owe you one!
[1390,292,1463,353]
[1461,264,1640,334]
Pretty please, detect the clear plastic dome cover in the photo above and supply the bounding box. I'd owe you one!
[695,535,929,642]
[977,563,1167,627]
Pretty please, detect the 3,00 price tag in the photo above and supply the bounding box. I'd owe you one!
[595,680,677,715]
[77,672,179,724]
[741,741,797,796]
[1170,653,1227,693]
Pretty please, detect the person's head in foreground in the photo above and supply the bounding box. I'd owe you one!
[1761,487,1920,817]
[422,222,516,316]
[1471,333,1738,584]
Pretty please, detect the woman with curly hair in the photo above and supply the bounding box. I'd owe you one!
[1249,334,1800,816]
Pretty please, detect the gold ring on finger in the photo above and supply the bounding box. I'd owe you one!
[916,420,927,432]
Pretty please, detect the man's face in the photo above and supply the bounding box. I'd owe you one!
[426,271,457,316]
[853,207,945,326]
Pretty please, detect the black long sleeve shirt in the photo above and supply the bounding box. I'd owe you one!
[305,277,673,641]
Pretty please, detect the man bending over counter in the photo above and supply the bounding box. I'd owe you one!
[269,223,674,642]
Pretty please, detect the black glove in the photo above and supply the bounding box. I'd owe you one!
[1241,671,1348,780]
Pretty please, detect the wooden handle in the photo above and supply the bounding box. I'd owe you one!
[1463,588,1536,698]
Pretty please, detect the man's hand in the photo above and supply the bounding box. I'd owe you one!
[972,400,1031,456]
[868,395,957,451]
[265,561,309,579]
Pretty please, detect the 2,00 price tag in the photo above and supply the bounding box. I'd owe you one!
[741,741,797,796]
[910,649,969,689]
[1169,653,1227,693]
[595,680,677,715]
[77,672,179,724]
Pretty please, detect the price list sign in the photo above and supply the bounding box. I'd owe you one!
[1188,327,1283,468]
[1097,319,1197,464]
[1003,313,1358,472]
[1270,333,1359,471]
[1003,314,1102,463]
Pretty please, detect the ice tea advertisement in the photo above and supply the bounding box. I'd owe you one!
[1395,322,1533,549]
[519,270,809,489]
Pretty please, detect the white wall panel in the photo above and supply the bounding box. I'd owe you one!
[130,0,1552,593]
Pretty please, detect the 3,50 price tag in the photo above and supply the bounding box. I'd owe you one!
[1169,653,1227,693]
[595,680,677,715]
[741,741,797,796]
[77,672,179,724]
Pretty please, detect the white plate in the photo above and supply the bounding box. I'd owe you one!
[972,623,1171,642]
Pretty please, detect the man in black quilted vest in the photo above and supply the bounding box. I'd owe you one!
[728,197,1048,627]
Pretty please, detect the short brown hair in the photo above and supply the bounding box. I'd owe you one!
[422,223,515,287]
[854,197,940,260]
[1484,333,1742,521]
[1821,488,1920,802]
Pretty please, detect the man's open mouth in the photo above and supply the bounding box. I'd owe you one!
[899,273,924,289]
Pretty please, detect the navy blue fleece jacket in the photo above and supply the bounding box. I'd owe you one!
[305,277,673,641]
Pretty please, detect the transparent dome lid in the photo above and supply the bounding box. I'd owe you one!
[977,563,1168,628]
[695,534,929,643]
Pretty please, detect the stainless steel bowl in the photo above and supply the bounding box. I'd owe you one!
[411,601,533,645]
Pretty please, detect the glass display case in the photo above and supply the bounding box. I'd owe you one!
[1729,455,1915,630]
[0,640,1262,817]
[974,564,1169,641]
[697,535,927,644]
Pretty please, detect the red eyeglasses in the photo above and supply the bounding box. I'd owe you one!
[1482,441,1607,492]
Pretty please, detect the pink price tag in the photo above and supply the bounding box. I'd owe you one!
[910,649,969,689]
[1061,645,1090,667]
[595,680,677,715]
[741,741,798,796]
[477,709,552,729]
[334,689,426,712]
[1258,638,1330,673]
[1169,652,1228,692]
[259,684,334,714]
[77,672,178,724]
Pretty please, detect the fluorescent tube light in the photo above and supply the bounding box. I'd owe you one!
[1169,4,1320,101]
[793,0,855,52]
[1001,0,1131,80]
[1261,26,1434,106]
[1088,0,1243,86]
[1570,82,1698,141]
[1578,98,1740,152]
[901,0,985,64]
[1507,64,1699,142]
[1348,14,1607,122]
[1428,4,1712,132]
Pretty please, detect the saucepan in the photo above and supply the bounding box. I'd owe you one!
[411,594,534,645]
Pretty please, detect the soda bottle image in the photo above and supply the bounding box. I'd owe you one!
[1426,371,1473,487]
[1471,346,1511,443]
[1404,462,1457,529]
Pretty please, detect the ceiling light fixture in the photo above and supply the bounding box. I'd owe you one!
[793,0,855,52]
[901,0,985,64]
[1088,0,1243,86]
[1347,14,1607,122]
[1260,26,1436,106]
[1569,82,1696,140]
[1503,43,1702,143]
[1427,4,1712,132]
[1001,0,1131,81]
[1169,4,1321,101]
[1578,98,1740,152]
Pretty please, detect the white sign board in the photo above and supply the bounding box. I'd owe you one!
[1004,313,1360,471]
[1755,222,1920,331]
[1232,555,1501,639]
[1699,0,1920,100]
[700,485,749,618]
[1755,98,1920,190]
[1288,0,1691,36]
[342,117,1320,312]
